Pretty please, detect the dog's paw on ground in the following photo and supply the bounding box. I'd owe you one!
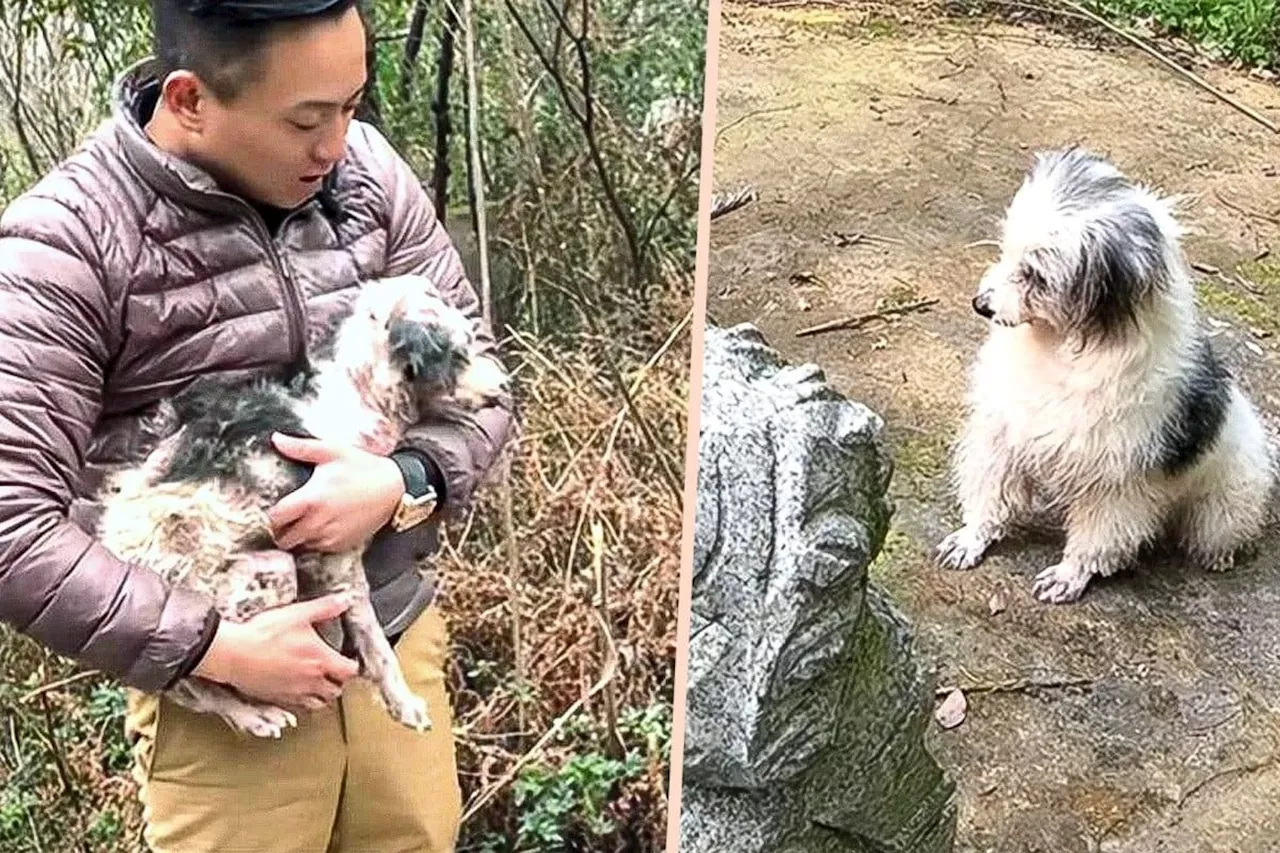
[1203,552,1236,573]
[1032,563,1091,604]
[935,526,989,570]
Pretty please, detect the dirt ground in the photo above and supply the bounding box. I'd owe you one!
[706,3,1280,851]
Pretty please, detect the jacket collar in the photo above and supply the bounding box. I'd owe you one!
[109,57,346,224]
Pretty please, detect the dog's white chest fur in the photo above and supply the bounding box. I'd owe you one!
[971,325,1171,487]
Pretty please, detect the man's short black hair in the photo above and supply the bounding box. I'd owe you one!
[152,0,361,102]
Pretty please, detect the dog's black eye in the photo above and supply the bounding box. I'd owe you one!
[1023,267,1047,290]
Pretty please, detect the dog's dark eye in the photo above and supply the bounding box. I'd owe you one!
[1023,268,1047,290]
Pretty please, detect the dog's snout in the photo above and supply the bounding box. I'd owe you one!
[972,293,995,319]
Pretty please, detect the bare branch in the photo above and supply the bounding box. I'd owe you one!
[431,4,459,221]
[503,0,645,278]
[8,0,42,176]
[399,0,432,106]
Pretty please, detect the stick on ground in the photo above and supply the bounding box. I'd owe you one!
[1054,0,1279,134]
[796,297,940,338]
[934,675,1096,697]
[710,185,758,221]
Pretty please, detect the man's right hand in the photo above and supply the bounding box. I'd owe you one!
[191,593,360,712]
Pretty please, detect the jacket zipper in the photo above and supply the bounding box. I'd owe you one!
[184,189,318,373]
[247,211,308,372]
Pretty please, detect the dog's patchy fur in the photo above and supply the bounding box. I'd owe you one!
[97,273,508,736]
[937,147,1275,604]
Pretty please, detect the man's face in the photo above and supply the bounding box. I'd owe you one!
[191,6,367,209]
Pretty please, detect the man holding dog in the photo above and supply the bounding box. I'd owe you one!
[0,0,513,850]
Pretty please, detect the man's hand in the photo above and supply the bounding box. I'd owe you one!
[193,593,360,712]
[267,433,404,552]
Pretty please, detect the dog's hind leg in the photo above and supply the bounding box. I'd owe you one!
[1182,497,1264,573]
[1033,485,1163,604]
[1180,463,1272,573]
[294,552,349,650]
[166,678,298,739]
[936,420,1030,571]
[312,551,432,732]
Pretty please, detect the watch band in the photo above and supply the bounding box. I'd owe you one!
[390,451,432,498]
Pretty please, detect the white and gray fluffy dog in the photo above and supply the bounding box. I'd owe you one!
[935,146,1274,604]
[98,272,508,737]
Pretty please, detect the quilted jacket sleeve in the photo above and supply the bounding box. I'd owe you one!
[354,121,517,515]
[0,190,217,692]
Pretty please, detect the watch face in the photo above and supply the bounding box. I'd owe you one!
[395,494,437,531]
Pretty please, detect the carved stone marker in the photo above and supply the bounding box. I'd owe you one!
[678,323,956,853]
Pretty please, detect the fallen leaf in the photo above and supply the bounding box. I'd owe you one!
[1245,340,1264,356]
[935,688,967,730]
[988,588,1007,616]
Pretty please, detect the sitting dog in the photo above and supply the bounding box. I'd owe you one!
[935,147,1274,604]
[97,273,508,736]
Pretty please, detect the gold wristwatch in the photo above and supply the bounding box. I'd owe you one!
[389,451,439,532]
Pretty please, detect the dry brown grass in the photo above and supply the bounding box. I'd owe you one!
[438,295,690,850]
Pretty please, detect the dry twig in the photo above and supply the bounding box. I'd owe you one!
[1053,0,1279,134]
[591,519,625,759]
[827,231,904,247]
[18,669,100,703]
[1214,190,1280,227]
[709,185,758,221]
[934,675,1096,697]
[796,297,940,338]
[1177,752,1279,807]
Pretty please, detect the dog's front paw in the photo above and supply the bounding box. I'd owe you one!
[386,691,433,733]
[225,704,299,739]
[935,526,989,570]
[1032,562,1091,604]
[1203,552,1235,573]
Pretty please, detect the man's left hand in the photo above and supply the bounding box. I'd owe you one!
[267,433,404,552]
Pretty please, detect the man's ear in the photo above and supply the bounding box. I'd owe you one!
[159,70,207,134]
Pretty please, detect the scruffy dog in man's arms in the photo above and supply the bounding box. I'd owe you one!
[935,147,1274,604]
[97,272,508,736]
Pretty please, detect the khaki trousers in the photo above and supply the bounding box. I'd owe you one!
[125,606,462,853]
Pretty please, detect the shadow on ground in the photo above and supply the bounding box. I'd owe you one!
[707,2,1280,850]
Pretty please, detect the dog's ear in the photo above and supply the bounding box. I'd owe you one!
[1072,219,1156,341]
[388,318,470,386]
